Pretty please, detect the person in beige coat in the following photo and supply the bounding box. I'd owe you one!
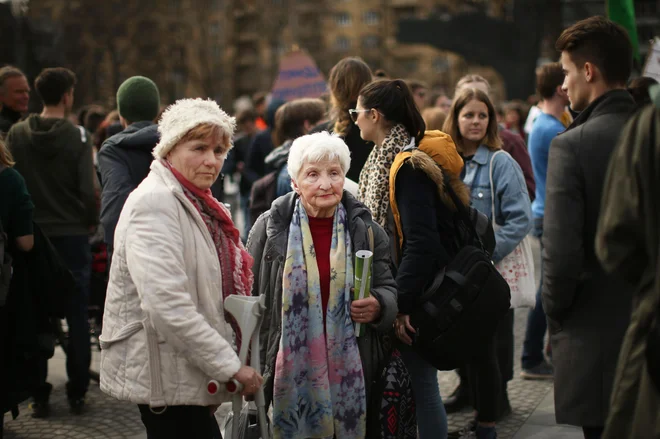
[100,98,262,438]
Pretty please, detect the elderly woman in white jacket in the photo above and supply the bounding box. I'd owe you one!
[100,98,262,439]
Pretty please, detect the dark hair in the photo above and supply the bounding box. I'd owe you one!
[253,92,267,107]
[536,62,565,99]
[627,76,659,107]
[329,57,373,136]
[79,104,106,132]
[35,67,77,106]
[236,108,258,125]
[373,69,389,79]
[555,16,632,86]
[442,87,502,153]
[273,98,326,146]
[358,79,426,144]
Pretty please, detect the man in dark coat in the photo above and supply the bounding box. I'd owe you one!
[596,85,660,439]
[98,76,160,258]
[542,16,636,439]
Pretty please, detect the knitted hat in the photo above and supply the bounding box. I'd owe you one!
[116,76,160,123]
[153,98,236,159]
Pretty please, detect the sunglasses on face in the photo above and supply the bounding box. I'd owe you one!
[348,109,371,123]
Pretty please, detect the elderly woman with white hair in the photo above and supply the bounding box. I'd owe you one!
[99,98,262,439]
[247,131,399,438]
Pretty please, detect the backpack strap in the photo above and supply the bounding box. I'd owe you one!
[442,172,486,253]
[388,151,414,249]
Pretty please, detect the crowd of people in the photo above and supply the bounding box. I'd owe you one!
[1,14,660,439]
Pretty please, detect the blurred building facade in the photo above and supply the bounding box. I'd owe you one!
[18,0,659,110]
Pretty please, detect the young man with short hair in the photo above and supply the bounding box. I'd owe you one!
[542,16,637,439]
[520,62,568,380]
[7,67,99,417]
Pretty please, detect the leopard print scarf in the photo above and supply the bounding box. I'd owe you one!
[357,124,412,227]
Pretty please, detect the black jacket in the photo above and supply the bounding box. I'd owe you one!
[98,122,159,253]
[0,106,21,136]
[311,120,374,182]
[542,89,636,426]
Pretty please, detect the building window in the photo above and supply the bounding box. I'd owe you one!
[335,36,351,51]
[335,12,351,27]
[213,44,222,59]
[362,35,380,49]
[433,57,450,73]
[169,0,181,10]
[211,0,222,10]
[362,11,380,25]
[210,22,221,35]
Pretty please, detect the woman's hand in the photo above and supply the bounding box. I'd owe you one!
[351,295,382,324]
[394,314,416,346]
[232,366,264,397]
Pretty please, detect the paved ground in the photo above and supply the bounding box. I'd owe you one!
[2,230,584,438]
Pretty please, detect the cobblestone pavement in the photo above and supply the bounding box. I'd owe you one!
[3,239,553,438]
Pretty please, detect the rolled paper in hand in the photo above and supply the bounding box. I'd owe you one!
[354,250,373,337]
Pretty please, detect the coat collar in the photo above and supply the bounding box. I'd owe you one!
[566,89,635,132]
[472,144,491,165]
[264,189,372,257]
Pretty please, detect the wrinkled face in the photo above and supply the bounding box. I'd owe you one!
[354,97,379,143]
[1,75,30,113]
[293,158,345,217]
[560,51,590,112]
[458,99,489,145]
[167,133,229,190]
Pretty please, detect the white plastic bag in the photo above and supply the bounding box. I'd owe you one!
[489,151,536,309]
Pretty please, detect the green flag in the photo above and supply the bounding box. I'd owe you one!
[607,0,641,62]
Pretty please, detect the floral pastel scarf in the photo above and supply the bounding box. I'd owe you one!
[273,199,366,439]
[357,124,411,227]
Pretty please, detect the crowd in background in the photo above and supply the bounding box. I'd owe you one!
[1,14,660,439]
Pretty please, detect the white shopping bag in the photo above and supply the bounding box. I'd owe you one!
[489,151,536,308]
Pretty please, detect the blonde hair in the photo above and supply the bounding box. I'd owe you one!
[0,137,15,167]
[178,123,231,155]
[442,88,502,153]
[422,107,447,131]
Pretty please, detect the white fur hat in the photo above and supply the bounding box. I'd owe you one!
[152,98,236,159]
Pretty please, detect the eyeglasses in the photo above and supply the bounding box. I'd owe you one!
[348,109,371,123]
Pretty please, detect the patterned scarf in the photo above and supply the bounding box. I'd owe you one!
[274,199,366,439]
[357,124,411,227]
[164,161,254,341]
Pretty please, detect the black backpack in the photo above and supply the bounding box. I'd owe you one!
[408,179,511,371]
[0,164,12,307]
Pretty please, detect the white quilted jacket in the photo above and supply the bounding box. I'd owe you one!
[99,160,241,406]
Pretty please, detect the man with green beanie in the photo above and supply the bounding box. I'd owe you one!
[98,76,161,258]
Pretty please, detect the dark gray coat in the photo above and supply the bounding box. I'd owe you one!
[597,104,660,439]
[98,122,158,254]
[542,89,636,427]
[246,190,398,417]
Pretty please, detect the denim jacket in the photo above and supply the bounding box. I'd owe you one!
[461,145,532,264]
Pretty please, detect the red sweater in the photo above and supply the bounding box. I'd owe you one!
[309,216,333,319]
